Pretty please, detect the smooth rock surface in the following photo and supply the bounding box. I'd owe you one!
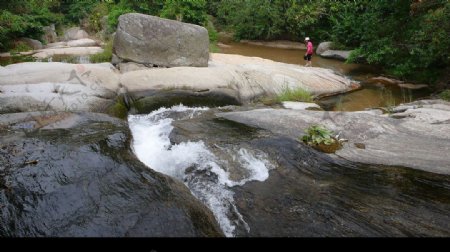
[121,53,358,106]
[217,100,450,175]
[33,47,103,59]
[67,38,98,47]
[0,62,120,113]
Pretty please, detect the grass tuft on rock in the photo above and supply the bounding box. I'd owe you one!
[90,40,112,63]
[277,86,313,102]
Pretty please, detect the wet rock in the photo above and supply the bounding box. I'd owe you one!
[398,83,429,90]
[113,13,209,67]
[217,100,450,175]
[133,90,240,114]
[367,76,403,85]
[233,136,450,237]
[168,110,450,236]
[0,112,223,237]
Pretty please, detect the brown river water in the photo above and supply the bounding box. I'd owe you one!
[217,38,431,111]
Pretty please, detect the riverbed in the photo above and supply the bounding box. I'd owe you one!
[217,37,431,111]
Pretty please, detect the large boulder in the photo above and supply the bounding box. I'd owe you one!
[320,50,352,61]
[217,99,450,175]
[316,41,333,55]
[0,62,120,113]
[64,27,89,41]
[18,38,43,50]
[113,13,209,67]
[0,112,223,237]
[316,41,353,61]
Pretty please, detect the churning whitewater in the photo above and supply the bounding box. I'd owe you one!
[128,105,274,237]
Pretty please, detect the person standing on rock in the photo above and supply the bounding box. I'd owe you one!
[304,37,313,67]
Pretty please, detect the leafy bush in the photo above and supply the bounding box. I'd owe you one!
[60,0,98,24]
[160,0,208,25]
[439,90,450,101]
[88,2,109,33]
[107,4,133,32]
[206,16,219,52]
[277,86,313,103]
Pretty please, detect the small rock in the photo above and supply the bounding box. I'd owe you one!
[64,27,89,41]
[398,83,429,90]
[316,42,334,55]
[320,50,352,61]
[354,143,366,149]
[282,102,320,110]
[367,76,402,85]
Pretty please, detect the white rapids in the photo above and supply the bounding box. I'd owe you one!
[128,105,274,237]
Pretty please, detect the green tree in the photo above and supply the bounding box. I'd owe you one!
[160,0,208,25]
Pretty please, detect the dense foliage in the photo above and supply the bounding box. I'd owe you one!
[1,0,448,85]
[0,0,62,50]
[214,0,449,84]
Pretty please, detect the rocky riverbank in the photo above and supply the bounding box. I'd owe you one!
[218,99,450,175]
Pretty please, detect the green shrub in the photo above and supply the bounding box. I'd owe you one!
[90,40,112,63]
[439,90,450,101]
[107,4,133,32]
[206,16,219,52]
[302,125,336,146]
[277,86,313,103]
[160,0,208,26]
[88,3,109,33]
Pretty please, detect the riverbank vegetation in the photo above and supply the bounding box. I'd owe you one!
[1,0,448,87]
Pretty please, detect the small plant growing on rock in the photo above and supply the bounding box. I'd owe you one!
[277,86,313,102]
[301,125,343,153]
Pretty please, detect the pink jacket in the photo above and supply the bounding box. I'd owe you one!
[306,41,314,55]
